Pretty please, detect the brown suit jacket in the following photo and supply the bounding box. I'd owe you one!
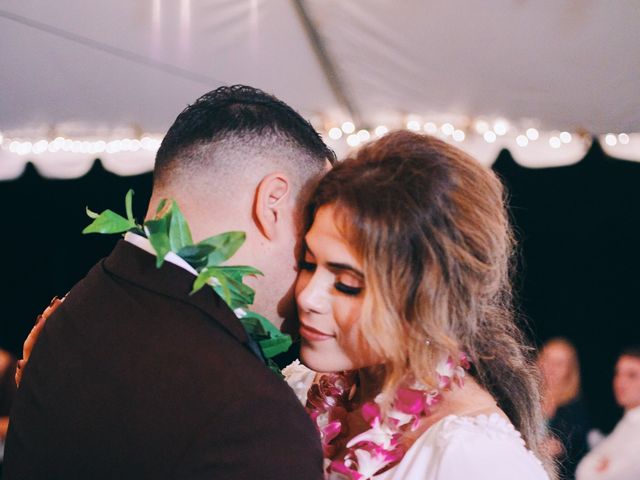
[3,240,322,479]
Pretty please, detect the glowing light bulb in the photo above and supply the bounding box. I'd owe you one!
[452,130,465,142]
[526,128,539,140]
[440,123,454,136]
[407,120,421,131]
[560,132,572,143]
[341,122,355,134]
[483,131,497,143]
[374,125,389,137]
[605,134,617,146]
[493,119,508,136]
[357,129,370,141]
[516,135,529,147]
[618,133,630,145]
[346,134,360,147]
[329,127,343,140]
[549,137,561,148]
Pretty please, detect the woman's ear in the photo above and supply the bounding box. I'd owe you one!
[253,173,292,240]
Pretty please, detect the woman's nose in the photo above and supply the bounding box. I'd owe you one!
[296,273,329,315]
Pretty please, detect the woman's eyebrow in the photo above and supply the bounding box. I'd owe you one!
[327,262,364,279]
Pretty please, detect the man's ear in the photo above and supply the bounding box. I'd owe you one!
[253,173,292,240]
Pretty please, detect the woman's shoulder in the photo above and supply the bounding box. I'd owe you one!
[383,414,549,480]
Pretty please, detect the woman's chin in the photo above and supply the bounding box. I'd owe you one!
[300,344,355,373]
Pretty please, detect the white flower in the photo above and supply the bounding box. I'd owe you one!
[233,308,247,318]
[387,408,414,428]
[436,357,455,377]
[347,417,395,450]
[282,360,316,404]
[352,448,391,479]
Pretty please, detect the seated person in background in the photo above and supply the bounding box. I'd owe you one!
[0,348,18,473]
[538,338,590,479]
[576,345,640,480]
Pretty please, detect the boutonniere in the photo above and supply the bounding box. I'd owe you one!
[82,189,292,376]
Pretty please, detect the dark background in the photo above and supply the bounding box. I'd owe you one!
[1,141,638,432]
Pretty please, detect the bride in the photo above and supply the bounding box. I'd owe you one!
[288,130,554,479]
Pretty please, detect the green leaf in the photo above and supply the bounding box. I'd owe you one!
[258,335,293,359]
[145,216,171,268]
[168,202,193,252]
[82,210,135,234]
[125,189,135,224]
[191,269,212,294]
[198,232,246,266]
[177,244,216,270]
[207,265,263,277]
[204,266,262,308]
[242,311,282,338]
[266,358,285,378]
[155,198,168,215]
[85,207,99,219]
[239,316,271,339]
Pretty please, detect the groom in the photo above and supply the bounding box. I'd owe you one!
[3,86,335,479]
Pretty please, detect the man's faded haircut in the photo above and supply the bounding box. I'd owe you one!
[153,85,336,190]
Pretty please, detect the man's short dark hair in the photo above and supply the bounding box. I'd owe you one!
[620,344,640,360]
[154,85,335,188]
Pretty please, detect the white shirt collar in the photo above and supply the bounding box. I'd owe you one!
[124,232,198,276]
[624,404,640,423]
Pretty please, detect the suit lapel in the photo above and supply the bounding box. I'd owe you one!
[102,240,256,353]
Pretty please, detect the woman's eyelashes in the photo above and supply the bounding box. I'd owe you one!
[334,282,363,296]
[298,255,364,296]
[298,259,316,272]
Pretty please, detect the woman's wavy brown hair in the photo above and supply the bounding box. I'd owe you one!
[304,130,553,472]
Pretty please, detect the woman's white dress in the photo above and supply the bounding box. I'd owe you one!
[374,413,549,480]
[282,362,549,480]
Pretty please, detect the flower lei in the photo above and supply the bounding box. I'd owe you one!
[82,190,292,375]
[306,353,471,479]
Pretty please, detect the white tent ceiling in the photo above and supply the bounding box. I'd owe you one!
[1,0,639,178]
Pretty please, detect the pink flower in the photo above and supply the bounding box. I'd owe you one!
[395,388,427,415]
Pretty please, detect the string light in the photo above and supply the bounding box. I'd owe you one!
[560,131,572,143]
[441,123,455,136]
[357,129,370,142]
[5,121,638,160]
[493,119,509,136]
[483,131,497,143]
[549,137,562,148]
[346,134,360,147]
[328,127,343,140]
[406,120,421,131]
[374,125,389,137]
[341,121,355,134]
[2,135,162,155]
[526,128,539,141]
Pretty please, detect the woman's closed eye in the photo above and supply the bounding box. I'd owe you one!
[334,274,364,296]
[298,259,317,272]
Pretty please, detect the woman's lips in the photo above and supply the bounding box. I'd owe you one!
[299,322,335,341]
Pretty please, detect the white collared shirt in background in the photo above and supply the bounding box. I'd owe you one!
[576,406,640,480]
